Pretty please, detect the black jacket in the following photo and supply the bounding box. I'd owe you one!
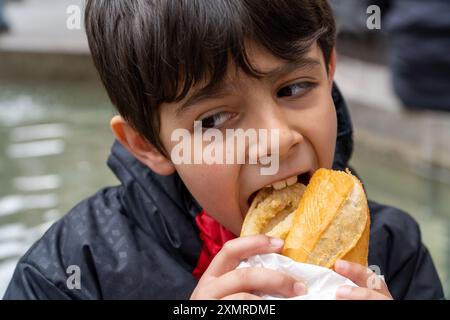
[3,86,444,300]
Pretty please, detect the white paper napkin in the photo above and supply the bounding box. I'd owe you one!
[236,253,358,300]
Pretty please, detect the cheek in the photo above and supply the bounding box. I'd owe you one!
[174,163,243,231]
[312,98,337,168]
[161,134,237,210]
[158,106,244,233]
[176,164,231,195]
[297,94,337,168]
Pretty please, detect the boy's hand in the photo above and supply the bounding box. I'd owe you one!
[190,235,306,300]
[334,260,393,300]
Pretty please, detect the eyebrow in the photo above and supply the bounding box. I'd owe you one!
[175,57,321,117]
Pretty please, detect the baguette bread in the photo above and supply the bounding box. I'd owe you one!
[240,168,370,268]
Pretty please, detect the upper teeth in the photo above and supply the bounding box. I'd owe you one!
[265,175,298,190]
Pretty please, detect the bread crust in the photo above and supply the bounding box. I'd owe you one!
[241,168,370,268]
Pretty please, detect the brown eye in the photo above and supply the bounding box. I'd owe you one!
[198,112,235,129]
[277,82,313,98]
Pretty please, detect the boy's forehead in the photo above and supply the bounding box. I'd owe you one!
[170,42,324,116]
[244,41,324,74]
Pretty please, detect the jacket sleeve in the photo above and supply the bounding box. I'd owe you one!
[368,201,445,300]
[401,243,446,300]
[2,209,100,300]
[3,261,73,300]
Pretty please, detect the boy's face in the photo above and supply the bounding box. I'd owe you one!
[159,41,337,235]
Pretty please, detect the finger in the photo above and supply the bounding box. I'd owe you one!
[334,260,391,296]
[205,267,306,299]
[203,235,284,277]
[336,286,392,300]
[334,260,371,287]
[222,293,263,300]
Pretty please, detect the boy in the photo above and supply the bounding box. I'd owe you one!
[3,0,444,299]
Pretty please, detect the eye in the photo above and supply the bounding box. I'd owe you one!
[197,111,236,129]
[277,82,314,98]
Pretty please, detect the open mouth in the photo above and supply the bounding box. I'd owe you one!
[246,171,312,207]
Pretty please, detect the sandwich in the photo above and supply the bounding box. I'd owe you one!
[240,168,370,268]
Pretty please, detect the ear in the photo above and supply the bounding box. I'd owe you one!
[110,115,176,176]
[327,47,337,87]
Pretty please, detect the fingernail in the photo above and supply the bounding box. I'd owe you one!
[335,260,349,271]
[269,237,284,248]
[294,282,306,295]
[336,286,353,299]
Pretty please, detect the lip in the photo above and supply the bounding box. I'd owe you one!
[240,169,313,216]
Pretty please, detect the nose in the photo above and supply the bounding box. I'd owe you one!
[277,122,304,160]
[250,101,304,161]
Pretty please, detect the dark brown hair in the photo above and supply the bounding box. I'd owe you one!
[85,0,336,155]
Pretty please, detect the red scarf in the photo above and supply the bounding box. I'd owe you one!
[192,210,237,279]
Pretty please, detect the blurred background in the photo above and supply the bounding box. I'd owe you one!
[0,0,449,298]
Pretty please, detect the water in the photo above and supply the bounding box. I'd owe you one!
[0,80,449,298]
[0,80,118,296]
